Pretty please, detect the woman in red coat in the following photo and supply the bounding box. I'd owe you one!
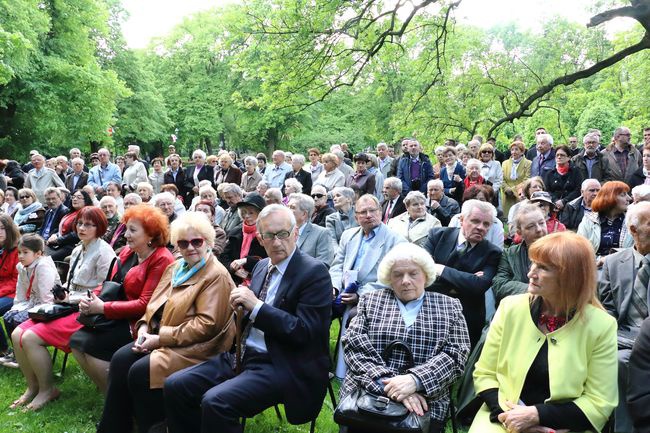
[0,214,20,357]
[70,205,175,394]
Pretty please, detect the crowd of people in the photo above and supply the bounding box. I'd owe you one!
[0,128,648,433]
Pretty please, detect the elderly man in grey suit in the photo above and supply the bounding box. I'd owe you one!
[329,194,406,378]
[288,193,334,265]
[599,201,650,433]
[376,142,393,178]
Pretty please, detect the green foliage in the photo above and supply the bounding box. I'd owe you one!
[576,99,622,141]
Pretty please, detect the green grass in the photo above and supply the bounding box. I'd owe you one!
[0,320,465,432]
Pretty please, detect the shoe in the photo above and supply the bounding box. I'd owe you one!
[1,353,18,368]
[0,348,15,364]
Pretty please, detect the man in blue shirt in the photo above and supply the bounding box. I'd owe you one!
[88,148,122,195]
[262,150,292,189]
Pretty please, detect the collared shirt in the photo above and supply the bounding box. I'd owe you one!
[89,162,122,189]
[170,168,180,181]
[352,225,379,270]
[71,172,82,190]
[246,247,297,353]
[298,222,307,238]
[263,162,292,188]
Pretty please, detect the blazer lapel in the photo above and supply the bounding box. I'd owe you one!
[298,224,310,249]
[619,252,636,324]
[273,252,302,307]
[357,226,386,282]
[250,258,270,297]
[344,228,363,272]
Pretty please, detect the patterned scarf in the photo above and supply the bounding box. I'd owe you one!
[14,202,42,225]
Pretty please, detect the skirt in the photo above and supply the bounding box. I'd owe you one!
[69,319,133,361]
[18,313,84,352]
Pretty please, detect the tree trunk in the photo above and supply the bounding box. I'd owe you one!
[265,127,278,157]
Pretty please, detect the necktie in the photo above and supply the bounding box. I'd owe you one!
[456,241,469,256]
[240,265,276,361]
[42,211,55,239]
[630,258,650,326]
[384,200,393,223]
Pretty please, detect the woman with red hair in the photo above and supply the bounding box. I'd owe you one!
[11,206,116,410]
[70,205,175,393]
[577,181,634,260]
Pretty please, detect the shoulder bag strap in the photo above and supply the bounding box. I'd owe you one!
[66,251,83,291]
[25,263,38,299]
[105,256,119,282]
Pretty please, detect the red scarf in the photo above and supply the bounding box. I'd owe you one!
[240,222,257,259]
[556,163,570,175]
[464,176,484,189]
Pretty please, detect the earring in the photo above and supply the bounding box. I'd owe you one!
[147,241,153,247]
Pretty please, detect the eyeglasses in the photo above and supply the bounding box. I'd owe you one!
[177,238,205,249]
[311,193,326,198]
[19,195,31,199]
[259,227,294,241]
[72,195,83,200]
[76,221,97,228]
[480,151,493,154]
[355,208,380,216]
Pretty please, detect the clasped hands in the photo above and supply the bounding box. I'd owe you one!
[132,327,161,354]
[498,401,568,433]
[230,259,250,280]
[78,292,104,315]
[382,374,428,417]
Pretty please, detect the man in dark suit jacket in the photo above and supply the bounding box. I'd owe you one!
[283,154,313,196]
[423,199,502,347]
[39,187,69,241]
[599,202,650,433]
[64,157,88,192]
[183,151,214,203]
[628,317,650,433]
[164,205,331,433]
[380,177,406,223]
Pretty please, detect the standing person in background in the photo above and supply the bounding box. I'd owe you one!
[346,153,376,196]
[602,126,643,183]
[501,141,531,221]
[149,157,166,194]
[184,150,214,204]
[439,146,465,203]
[572,133,612,183]
[543,145,583,212]
[284,154,312,196]
[240,156,262,195]
[307,148,324,183]
[313,153,345,191]
[397,140,434,195]
[376,142,393,178]
[530,133,556,178]
[122,152,148,193]
[262,150,292,189]
[65,157,89,194]
[164,154,188,207]
[24,154,65,203]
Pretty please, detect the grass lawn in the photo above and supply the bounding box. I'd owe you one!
[0,320,466,433]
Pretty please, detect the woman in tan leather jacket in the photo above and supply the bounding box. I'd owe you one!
[97,211,236,433]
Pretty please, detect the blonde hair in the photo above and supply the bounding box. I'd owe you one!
[170,211,216,248]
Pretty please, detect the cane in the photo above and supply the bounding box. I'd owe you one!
[235,305,244,375]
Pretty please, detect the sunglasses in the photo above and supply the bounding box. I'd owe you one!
[19,195,31,199]
[177,238,205,249]
[481,150,493,154]
[311,193,326,198]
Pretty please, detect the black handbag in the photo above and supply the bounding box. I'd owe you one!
[77,254,135,330]
[334,340,431,433]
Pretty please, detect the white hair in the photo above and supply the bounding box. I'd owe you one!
[631,184,650,202]
[284,177,303,194]
[244,156,258,165]
[428,179,444,189]
[403,191,426,207]
[123,193,142,205]
[99,195,117,206]
[461,199,497,219]
[192,149,207,159]
[537,133,554,146]
[291,154,305,165]
[465,158,481,169]
[383,177,402,191]
[376,142,388,151]
[627,202,650,230]
[257,204,296,230]
[377,243,438,288]
[581,178,600,191]
[71,157,84,166]
[288,193,315,218]
[153,191,175,205]
[137,182,154,193]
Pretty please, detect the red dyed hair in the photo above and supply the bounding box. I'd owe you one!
[122,204,170,247]
[529,231,602,319]
[591,181,629,213]
[74,206,109,237]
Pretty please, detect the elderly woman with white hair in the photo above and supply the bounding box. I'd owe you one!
[240,155,262,194]
[282,177,303,205]
[326,186,359,246]
[338,243,471,433]
[214,153,242,187]
[388,191,442,247]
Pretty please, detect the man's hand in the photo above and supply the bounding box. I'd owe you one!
[433,263,445,276]
[340,293,358,305]
[230,285,259,311]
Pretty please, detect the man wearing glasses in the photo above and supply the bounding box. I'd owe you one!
[329,194,406,377]
[602,126,643,183]
[164,205,332,433]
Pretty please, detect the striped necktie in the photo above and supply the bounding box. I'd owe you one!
[240,265,276,361]
[630,258,650,325]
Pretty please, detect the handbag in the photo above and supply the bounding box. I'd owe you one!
[334,340,431,433]
[77,254,136,330]
[28,254,82,322]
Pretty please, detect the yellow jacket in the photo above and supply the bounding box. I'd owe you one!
[471,293,618,433]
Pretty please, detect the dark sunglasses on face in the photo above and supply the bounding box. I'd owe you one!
[311,193,326,198]
[177,238,205,249]
[19,195,30,199]
[481,151,493,154]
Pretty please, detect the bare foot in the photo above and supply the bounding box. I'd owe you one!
[25,388,60,411]
[9,389,37,409]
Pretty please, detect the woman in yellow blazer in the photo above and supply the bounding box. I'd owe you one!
[471,232,617,433]
[501,141,532,220]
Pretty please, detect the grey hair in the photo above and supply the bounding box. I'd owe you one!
[44,187,63,198]
[289,193,315,218]
[71,157,84,166]
[123,193,142,205]
[514,203,545,231]
[199,185,217,196]
[627,201,650,230]
[137,182,154,194]
[272,150,285,158]
[192,149,207,159]
[536,133,554,146]
[356,193,380,208]
[291,154,305,165]
[376,142,388,150]
[631,184,650,201]
[377,243,438,287]
[434,146,446,155]
[465,158,481,169]
[331,186,355,202]
[264,188,283,202]
[383,177,402,192]
[220,183,243,196]
[99,195,117,206]
[153,191,175,205]
[257,204,296,231]
[581,178,600,191]
[244,156,257,165]
[583,133,599,144]
[428,179,444,189]
[461,199,497,219]
[284,177,303,194]
[403,191,426,207]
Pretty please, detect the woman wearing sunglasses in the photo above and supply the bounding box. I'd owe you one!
[97,211,235,433]
[13,188,45,234]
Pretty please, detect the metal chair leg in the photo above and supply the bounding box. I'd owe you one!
[273,404,282,421]
[310,418,316,433]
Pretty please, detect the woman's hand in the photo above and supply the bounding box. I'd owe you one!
[522,427,569,433]
[234,268,249,280]
[340,293,358,305]
[230,258,247,271]
[47,234,58,245]
[132,332,160,354]
[383,374,417,402]
[497,401,539,433]
[78,292,104,315]
[402,393,428,417]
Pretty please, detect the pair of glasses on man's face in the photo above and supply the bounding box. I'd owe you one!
[311,193,326,199]
[259,228,293,241]
[177,238,205,249]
